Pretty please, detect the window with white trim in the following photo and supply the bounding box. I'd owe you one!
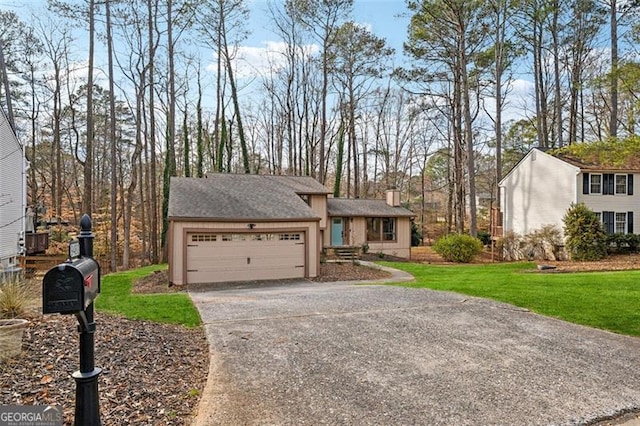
[584,173,634,195]
[615,174,627,194]
[590,174,602,194]
[602,211,634,234]
[616,213,627,233]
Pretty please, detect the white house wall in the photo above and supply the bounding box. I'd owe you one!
[0,110,25,267]
[501,149,579,236]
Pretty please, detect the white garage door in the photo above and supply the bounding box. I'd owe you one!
[186,232,305,284]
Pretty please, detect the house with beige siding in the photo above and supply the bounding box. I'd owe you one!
[499,147,638,237]
[168,174,414,285]
[326,192,414,258]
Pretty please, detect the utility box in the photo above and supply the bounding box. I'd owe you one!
[43,258,100,314]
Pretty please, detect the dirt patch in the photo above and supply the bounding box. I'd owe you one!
[541,253,640,272]
[409,246,497,264]
[132,270,182,294]
[134,263,391,294]
[310,262,392,282]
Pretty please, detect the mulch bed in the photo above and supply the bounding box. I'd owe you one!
[134,262,392,293]
[0,313,208,425]
[312,262,392,282]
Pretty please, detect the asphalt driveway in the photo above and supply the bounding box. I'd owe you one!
[189,275,640,425]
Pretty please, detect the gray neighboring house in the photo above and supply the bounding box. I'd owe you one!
[168,174,415,285]
[0,107,27,277]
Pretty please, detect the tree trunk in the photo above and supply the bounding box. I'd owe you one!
[83,0,95,216]
[333,123,344,197]
[349,83,359,198]
[221,20,250,173]
[552,0,563,147]
[106,0,118,271]
[461,41,476,237]
[183,106,190,177]
[196,68,204,177]
[610,0,618,137]
[148,0,159,264]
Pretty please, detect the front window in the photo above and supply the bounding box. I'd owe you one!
[616,213,627,233]
[616,174,627,194]
[367,218,396,241]
[590,174,602,194]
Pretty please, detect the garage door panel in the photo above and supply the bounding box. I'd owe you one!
[186,232,305,284]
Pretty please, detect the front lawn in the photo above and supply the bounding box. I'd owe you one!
[383,261,640,337]
[95,264,201,327]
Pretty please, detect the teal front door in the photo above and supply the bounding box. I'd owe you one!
[331,218,343,246]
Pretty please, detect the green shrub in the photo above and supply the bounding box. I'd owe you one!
[433,234,483,263]
[606,233,640,253]
[563,203,607,261]
[411,222,422,246]
[477,230,491,246]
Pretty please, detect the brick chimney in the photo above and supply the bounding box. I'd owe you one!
[386,189,400,207]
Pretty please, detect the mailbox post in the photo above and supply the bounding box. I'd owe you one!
[42,214,101,426]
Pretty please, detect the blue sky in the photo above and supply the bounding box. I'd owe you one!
[1,0,414,90]
[2,0,411,57]
[245,0,411,55]
[1,0,533,122]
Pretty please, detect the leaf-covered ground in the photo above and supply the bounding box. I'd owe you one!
[1,313,208,425]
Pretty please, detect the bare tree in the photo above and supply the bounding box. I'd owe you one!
[105,0,118,270]
[405,0,488,236]
[329,21,393,198]
[289,0,353,183]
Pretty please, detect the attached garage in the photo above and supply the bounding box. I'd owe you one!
[168,174,328,285]
[185,231,306,283]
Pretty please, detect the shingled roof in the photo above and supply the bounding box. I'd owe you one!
[327,198,415,218]
[168,174,327,221]
[549,138,640,171]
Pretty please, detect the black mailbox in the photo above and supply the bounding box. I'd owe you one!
[43,257,100,314]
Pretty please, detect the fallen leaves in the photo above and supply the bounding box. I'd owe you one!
[0,313,208,425]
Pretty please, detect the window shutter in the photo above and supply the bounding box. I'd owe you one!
[628,174,634,195]
[603,211,615,234]
[628,212,634,234]
[582,173,589,194]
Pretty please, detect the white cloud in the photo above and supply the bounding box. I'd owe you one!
[508,78,534,98]
[205,40,319,80]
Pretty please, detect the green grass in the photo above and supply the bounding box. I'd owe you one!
[95,264,201,327]
[382,261,640,336]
